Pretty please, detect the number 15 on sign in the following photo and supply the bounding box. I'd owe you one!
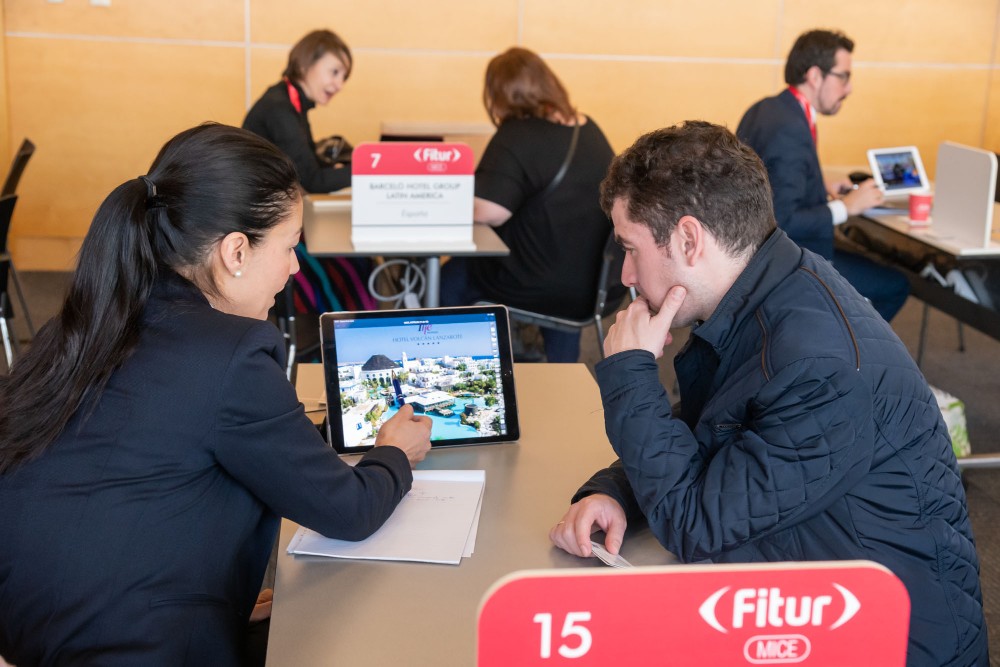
[533,612,592,659]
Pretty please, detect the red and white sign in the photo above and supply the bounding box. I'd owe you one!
[351,142,475,251]
[477,561,909,666]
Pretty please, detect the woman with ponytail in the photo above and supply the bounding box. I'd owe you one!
[0,123,430,666]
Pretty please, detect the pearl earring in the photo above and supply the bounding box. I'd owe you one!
[234,270,243,278]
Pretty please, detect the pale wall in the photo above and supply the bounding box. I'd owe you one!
[3,0,1000,269]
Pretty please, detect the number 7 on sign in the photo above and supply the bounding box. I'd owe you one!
[370,153,381,169]
[532,612,592,659]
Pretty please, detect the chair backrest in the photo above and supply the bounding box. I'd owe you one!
[0,194,17,256]
[2,139,36,198]
[0,194,18,295]
[270,277,301,378]
[594,232,628,319]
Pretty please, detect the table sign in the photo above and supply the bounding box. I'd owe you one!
[351,142,475,251]
[478,560,909,666]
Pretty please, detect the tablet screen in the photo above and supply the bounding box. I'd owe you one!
[319,305,519,454]
[867,146,929,196]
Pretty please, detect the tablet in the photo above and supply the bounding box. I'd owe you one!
[866,146,930,197]
[319,305,519,454]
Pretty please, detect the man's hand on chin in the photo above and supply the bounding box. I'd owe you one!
[603,286,687,359]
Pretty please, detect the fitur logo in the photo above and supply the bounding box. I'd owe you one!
[698,585,861,664]
[412,147,463,163]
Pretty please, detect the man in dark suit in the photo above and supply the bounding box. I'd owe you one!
[737,29,909,321]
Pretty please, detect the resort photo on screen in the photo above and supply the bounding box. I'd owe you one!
[875,151,922,189]
[331,311,509,449]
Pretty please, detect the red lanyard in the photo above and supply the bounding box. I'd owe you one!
[787,86,816,143]
[284,77,302,114]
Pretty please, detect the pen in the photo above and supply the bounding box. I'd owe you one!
[392,376,405,407]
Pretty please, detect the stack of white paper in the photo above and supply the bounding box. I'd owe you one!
[286,470,485,565]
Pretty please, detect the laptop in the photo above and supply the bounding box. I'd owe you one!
[319,305,520,454]
[867,146,930,199]
[917,142,1000,257]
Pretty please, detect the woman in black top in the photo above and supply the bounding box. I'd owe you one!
[441,47,616,363]
[244,30,373,315]
[0,124,431,666]
[243,29,352,194]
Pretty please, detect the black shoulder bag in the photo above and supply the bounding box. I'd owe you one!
[541,118,581,198]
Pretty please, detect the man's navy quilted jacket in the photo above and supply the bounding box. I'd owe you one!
[577,229,988,666]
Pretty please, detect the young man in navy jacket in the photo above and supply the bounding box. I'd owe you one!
[550,121,987,666]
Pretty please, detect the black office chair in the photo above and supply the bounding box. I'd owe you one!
[273,278,297,380]
[2,138,35,198]
[0,139,38,359]
[480,232,630,359]
[1,194,25,369]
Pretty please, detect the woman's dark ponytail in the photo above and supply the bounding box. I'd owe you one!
[0,123,299,473]
[0,178,158,472]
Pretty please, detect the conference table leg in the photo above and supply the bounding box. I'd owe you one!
[424,257,441,307]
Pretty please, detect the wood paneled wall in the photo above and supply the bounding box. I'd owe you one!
[3,0,999,269]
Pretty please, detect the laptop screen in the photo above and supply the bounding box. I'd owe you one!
[928,141,999,254]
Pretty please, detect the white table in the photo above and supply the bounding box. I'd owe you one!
[267,363,674,666]
[302,194,509,307]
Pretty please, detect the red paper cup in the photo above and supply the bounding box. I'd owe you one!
[909,193,933,223]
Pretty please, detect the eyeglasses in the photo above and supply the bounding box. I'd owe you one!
[824,69,851,84]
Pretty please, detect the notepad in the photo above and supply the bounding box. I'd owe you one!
[286,470,485,565]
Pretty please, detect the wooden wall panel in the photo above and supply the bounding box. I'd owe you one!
[6,37,244,266]
[819,67,990,175]
[5,0,244,41]
[523,0,780,59]
[554,59,776,153]
[3,0,1000,268]
[983,70,1000,153]
[0,4,8,160]
[250,0,517,51]
[782,0,998,64]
